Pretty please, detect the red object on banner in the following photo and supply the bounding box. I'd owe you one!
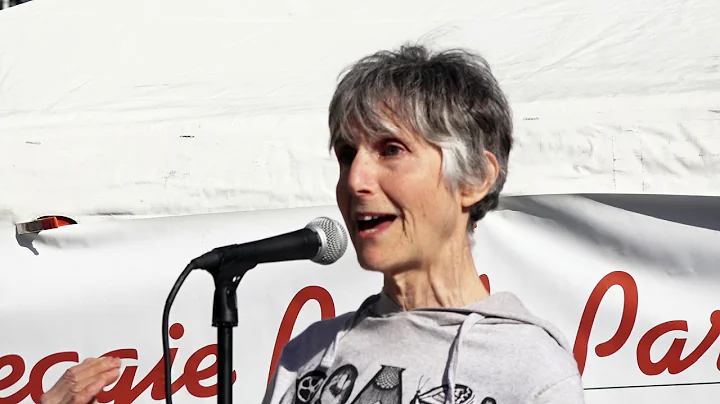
[15,216,77,234]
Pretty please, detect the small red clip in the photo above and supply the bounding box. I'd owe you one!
[16,216,76,234]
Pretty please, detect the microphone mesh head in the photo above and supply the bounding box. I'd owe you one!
[306,217,348,265]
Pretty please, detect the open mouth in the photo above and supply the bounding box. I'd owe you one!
[357,214,397,232]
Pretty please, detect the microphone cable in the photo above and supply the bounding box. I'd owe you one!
[162,262,197,404]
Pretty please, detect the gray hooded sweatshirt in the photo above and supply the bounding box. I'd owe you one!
[262,291,585,404]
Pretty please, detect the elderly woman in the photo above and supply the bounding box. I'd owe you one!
[40,45,584,404]
[262,45,585,404]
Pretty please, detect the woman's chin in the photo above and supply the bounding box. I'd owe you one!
[356,253,392,273]
[355,252,407,275]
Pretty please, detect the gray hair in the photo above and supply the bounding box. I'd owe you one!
[328,44,514,231]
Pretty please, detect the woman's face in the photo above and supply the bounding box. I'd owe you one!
[334,124,478,274]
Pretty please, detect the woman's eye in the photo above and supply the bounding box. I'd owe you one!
[381,144,403,157]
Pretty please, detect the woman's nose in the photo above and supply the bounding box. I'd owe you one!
[346,150,377,197]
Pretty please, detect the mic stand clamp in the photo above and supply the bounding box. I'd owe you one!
[207,259,257,404]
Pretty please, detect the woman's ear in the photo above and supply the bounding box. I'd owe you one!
[460,151,499,209]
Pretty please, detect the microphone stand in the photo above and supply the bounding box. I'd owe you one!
[208,259,257,404]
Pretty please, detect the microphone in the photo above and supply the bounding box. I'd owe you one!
[189,216,349,271]
[161,217,348,404]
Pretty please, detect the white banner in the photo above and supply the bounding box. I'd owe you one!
[1,194,719,403]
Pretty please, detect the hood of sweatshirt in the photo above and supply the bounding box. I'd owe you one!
[370,291,571,350]
[315,291,574,404]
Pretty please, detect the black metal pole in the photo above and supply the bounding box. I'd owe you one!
[210,260,255,404]
[217,326,233,404]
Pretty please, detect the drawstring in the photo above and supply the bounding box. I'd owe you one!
[444,313,483,404]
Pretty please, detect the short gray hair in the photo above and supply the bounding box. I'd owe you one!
[328,44,513,231]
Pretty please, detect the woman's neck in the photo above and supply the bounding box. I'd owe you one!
[381,245,489,310]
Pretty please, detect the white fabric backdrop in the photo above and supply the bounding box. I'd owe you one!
[1,0,719,225]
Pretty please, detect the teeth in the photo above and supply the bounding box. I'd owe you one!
[358,215,381,221]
